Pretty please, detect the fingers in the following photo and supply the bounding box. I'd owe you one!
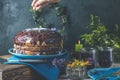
[31,0,61,11]
[35,6,42,11]
[33,0,44,10]
[31,0,38,7]
[32,0,48,11]
[34,1,43,11]
[34,0,41,7]
[35,3,48,11]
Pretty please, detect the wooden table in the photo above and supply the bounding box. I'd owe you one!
[0,54,119,80]
[0,54,46,80]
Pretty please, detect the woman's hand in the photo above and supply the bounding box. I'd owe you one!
[31,0,60,11]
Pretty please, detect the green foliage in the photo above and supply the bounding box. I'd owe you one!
[29,3,69,37]
[29,7,45,26]
[109,24,120,50]
[81,14,120,50]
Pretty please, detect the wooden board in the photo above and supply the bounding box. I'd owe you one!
[0,64,46,80]
[0,54,46,80]
[0,64,32,80]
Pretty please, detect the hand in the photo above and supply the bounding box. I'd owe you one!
[31,0,61,11]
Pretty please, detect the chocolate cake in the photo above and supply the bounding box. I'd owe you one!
[13,28,63,55]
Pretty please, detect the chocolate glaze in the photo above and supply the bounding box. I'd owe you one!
[13,28,63,54]
[14,28,62,46]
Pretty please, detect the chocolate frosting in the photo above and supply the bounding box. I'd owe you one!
[14,28,62,46]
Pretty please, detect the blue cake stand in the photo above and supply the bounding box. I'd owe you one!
[7,48,69,80]
[8,48,69,59]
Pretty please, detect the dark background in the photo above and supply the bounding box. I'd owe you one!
[0,0,120,53]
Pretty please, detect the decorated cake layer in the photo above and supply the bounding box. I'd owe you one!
[13,28,63,55]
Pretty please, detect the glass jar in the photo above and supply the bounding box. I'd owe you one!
[98,47,113,68]
[66,66,84,80]
[80,48,96,70]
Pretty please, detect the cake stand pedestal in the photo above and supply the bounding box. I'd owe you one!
[5,48,69,80]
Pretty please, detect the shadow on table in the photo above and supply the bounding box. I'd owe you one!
[0,58,7,64]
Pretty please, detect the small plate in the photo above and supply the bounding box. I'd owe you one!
[8,48,68,59]
[87,67,120,80]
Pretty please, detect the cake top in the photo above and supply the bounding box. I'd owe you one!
[14,28,62,46]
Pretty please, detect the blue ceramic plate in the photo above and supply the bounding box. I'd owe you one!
[8,48,68,59]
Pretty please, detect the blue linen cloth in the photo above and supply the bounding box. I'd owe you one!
[5,52,69,80]
[87,67,120,80]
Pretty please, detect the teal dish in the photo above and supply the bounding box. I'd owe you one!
[87,67,120,80]
[8,48,68,59]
